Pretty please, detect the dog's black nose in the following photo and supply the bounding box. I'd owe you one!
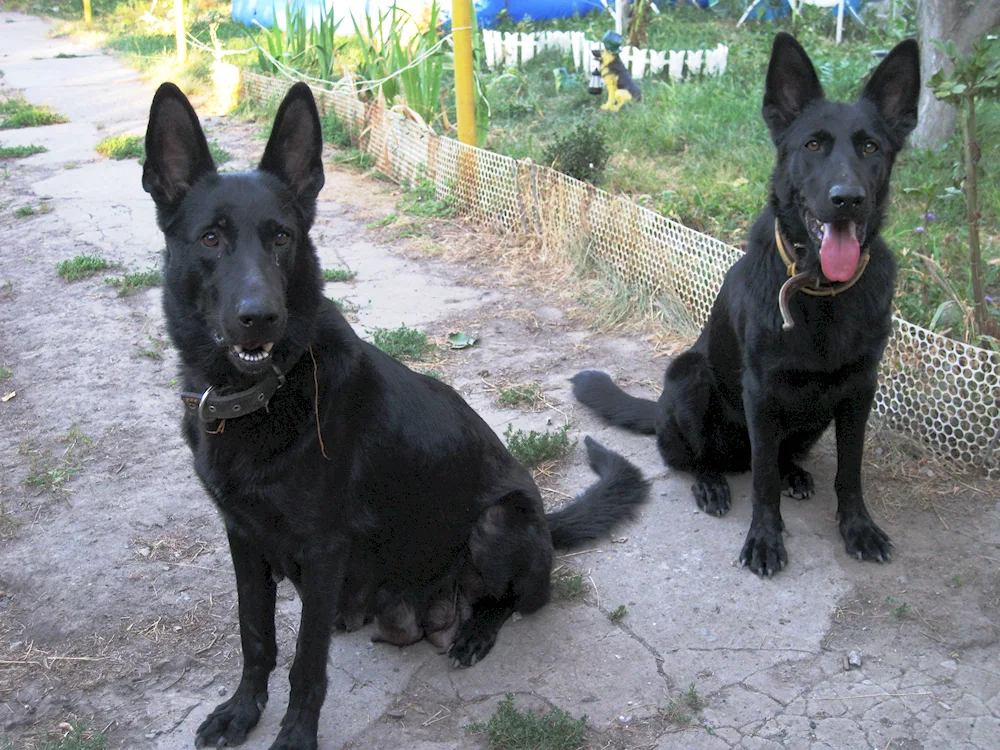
[829,184,866,209]
[237,300,281,329]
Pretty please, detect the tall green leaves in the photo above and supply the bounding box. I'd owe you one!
[255,1,341,83]
[351,1,446,126]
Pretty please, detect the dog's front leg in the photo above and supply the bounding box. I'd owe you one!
[834,385,892,562]
[269,546,347,750]
[195,527,277,747]
[739,392,787,576]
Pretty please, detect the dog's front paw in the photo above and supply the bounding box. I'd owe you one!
[839,512,892,562]
[692,473,731,516]
[195,688,267,747]
[739,522,787,577]
[782,465,814,500]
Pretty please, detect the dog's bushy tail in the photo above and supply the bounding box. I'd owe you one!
[547,436,649,549]
[571,370,657,435]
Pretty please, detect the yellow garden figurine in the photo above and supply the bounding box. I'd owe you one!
[596,31,641,112]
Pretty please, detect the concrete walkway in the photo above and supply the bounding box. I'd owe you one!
[0,12,997,750]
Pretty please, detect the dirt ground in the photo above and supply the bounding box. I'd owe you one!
[1,12,999,750]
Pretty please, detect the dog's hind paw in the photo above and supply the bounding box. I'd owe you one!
[840,513,892,563]
[194,688,266,747]
[782,465,815,500]
[692,473,731,516]
[739,523,787,577]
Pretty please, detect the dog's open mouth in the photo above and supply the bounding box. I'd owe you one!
[230,341,274,365]
[805,214,864,283]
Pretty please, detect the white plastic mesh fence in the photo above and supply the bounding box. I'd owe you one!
[244,71,1000,479]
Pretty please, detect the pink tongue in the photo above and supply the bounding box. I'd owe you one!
[820,222,860,282]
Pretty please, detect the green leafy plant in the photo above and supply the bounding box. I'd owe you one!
[255,0,342,83]
[497,383,544,409]
[608,604,628,623]
[465,693,586,750]
[57,254,113,281]
[105,269,162,296]
[543,122,610,185]
[322,268,356,282]
[0,97,68,129]
[550,571,587,601]
[503,423,573,468]
[928,35,1000,343]
[400,174,455,218]
[96,133,144,160]
[0,365,12,380]
[370,325,432,360]
[351,1,446,126]
[0,143,46,158]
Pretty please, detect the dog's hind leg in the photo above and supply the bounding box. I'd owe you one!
[448,493,551,667]
[658,351,734,517]
[834,386,892,562]
[195,528,277,748]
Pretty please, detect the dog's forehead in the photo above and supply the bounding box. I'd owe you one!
[185,172,294,227]
[786,99,879,141]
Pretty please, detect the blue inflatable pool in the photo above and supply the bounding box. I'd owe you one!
[232,0,618,31]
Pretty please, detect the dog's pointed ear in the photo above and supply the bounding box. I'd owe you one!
[762,33,825,141]
[861,38,920,148]
[259,83,325,207]
[142,83,216,207]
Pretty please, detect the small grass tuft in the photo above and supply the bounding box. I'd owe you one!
[40,721,108,750]
[15,205,35,218]
[399,176,455,219]
[497,383,545,409]
[466,693,586,750]
[662,684,704,726]
[322,268,356,282]
[366,212,398,229]
[551,571,587,601]
[139,336,167,361]
[0,365,12,380]
[608,604,628,623]
[208,141,232,165]
[57,254,113,281]
[95,133,144,160]
[504,423,573,468]
[417,368,442,380]
[105,269,161,296]
[886,596,910,619]
[0,97,68,129]
[0,143,47,158]
[370,325,432,361]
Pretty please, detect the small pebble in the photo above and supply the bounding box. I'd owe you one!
[387,708,406,719]
[218,685,228,696]
[846,651,862,669]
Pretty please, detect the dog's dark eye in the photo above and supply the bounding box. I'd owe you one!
[275,231,290,247]
[864,140,879,154]
[202,232,219,248]
[805,139,821,152]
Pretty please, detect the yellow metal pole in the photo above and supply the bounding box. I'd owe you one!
[83,0,92,24]
[175,0,187,64]
[452,0,476,146]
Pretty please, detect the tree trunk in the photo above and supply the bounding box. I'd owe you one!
[912,0,1000,151]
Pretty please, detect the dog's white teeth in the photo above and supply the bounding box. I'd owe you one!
[232,344,244,353]
[263,342,274,353]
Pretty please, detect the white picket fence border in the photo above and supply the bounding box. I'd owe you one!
[482,29,728,81]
